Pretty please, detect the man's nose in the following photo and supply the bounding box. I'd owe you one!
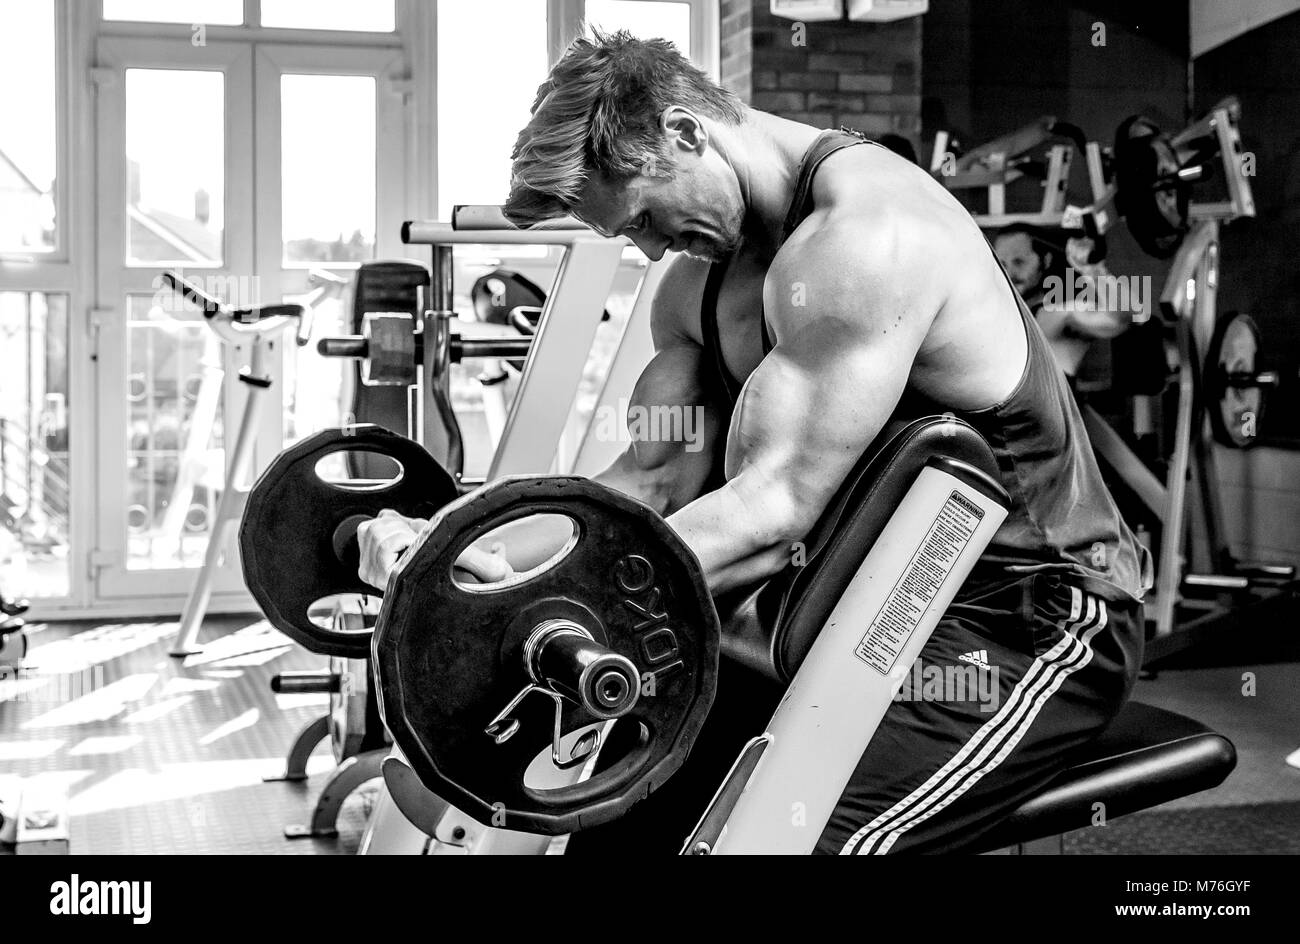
[630,232,670,261]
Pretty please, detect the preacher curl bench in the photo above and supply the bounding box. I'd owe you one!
[372,415,1235,854]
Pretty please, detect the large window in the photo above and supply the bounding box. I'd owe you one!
[586,0,693,52]
[125,68,225,266]
[260,0,395,32]
[435,0,716,219]
[0,0,69,602]
[435,0,550,221]
[102,0,244,25]
[280,74,377,265]
[0,0,58,254]
[0,292,70,598]
[5,1,717,613]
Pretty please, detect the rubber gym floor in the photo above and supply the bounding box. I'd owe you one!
[2,613,1298,855]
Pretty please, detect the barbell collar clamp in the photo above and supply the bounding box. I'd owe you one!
[525,619,641,721]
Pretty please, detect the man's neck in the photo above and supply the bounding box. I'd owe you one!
[709,109,822,260]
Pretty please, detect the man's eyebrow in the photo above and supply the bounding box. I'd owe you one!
[573,212,616,238]
[593,213,633,239]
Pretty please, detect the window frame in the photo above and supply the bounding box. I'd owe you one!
[549,0,719,76]
[0,0,70,267]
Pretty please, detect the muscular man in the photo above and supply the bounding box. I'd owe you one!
[993,223,1131,379]
[362,31,1152,854]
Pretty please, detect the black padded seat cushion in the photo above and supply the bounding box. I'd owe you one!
[717,415,1005,683]
[973,701,1237,851]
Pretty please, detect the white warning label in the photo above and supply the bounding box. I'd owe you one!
[855,489,985,675]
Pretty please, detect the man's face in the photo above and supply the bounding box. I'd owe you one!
[994,232,1047,297]
[574,136,745,263]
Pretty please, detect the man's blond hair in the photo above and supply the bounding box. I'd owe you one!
[504,29,743,227]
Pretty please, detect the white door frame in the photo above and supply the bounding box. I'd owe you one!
[92,36,256,603]
[90,37,408,610]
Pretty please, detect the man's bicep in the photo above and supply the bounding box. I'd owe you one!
[594,339,726,514]
[730,236,932,531]
[728,335,909,510]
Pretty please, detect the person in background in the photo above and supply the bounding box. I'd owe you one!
[993,223,1131,380]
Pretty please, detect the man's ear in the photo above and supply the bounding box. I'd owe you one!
[662,106,707,156]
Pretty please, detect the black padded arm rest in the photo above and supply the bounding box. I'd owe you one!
[718,415,1005,683]
[972,702,1237,851]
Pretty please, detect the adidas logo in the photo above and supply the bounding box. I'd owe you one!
[958,649,992,669]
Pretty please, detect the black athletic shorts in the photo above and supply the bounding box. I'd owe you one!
[566,571,1143,856]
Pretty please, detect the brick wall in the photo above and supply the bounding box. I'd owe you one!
[720,0,754,105]
[719,2,922,147]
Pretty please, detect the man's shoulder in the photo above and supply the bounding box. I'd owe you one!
[771,148,992,296]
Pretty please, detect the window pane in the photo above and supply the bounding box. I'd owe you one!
[585,0,692,56]
[261,0,395,32]
[281,74,376,265]
[436,0,549,220]
[125,69,225,266]
[103,0,243,25]
[0,0,57,253]
[0,292,70,599]
[125,293,225,570]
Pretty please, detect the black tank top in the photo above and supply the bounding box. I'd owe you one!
[699,129,1153,606]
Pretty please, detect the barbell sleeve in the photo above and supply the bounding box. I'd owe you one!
[271,670,342,694]
[318,336,369,358]
[450,337,535,361]
[526,620,641,720]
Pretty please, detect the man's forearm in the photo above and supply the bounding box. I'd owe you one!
[667,478,799,594]
[591,452,675,516]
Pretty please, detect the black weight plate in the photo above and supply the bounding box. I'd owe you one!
[239,425,458,658]
[1206,312,1264,448]
[373,475,719,835]
[1115,115,1191,260]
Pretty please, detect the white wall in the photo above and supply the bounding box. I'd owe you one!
[1191,0,1300,57]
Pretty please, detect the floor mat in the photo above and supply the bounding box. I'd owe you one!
[1065,801,1300,854]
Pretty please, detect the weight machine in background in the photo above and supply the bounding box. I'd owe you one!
[934,97,1296,664]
